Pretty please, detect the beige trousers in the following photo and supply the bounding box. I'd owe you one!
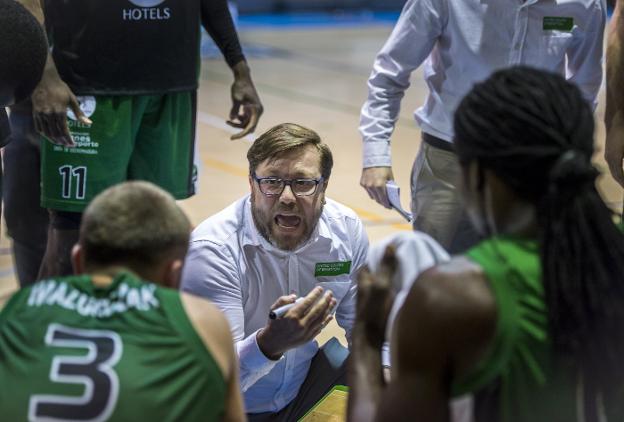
[410,139,480,253]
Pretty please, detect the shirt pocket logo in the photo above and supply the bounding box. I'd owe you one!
[314,261,351,277]
[542,16,574,32]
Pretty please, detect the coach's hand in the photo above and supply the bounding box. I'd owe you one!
[228,60,263,140]
[605,112,624,187]
[31,57,91,147]
[360,166,394,209]
[257,287,336,360]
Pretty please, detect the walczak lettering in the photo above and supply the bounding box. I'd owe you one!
[27,280,160,317]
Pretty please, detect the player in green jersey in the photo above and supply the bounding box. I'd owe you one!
[10,0,263,286]
[349,67,624,421]
[0,181,245,421]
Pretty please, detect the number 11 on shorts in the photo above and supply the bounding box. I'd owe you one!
[59,165,88,200]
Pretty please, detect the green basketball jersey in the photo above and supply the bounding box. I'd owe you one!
[0,271,226,421]
[455,237,622,421]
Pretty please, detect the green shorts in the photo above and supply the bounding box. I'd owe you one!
[41,91,198,212]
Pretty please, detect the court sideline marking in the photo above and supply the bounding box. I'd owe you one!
[200,68,417,130]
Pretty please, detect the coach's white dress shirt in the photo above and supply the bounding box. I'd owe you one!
[181,196,368,413]
[360,0,606,168]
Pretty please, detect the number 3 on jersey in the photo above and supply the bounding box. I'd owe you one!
[59,165,87,200]
[28,324,123,422]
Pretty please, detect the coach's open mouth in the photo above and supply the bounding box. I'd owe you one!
[275,214,301,229]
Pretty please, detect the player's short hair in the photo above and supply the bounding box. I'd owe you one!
[80,181,191,272]
[0,0,47,105]
[247,123,333,180]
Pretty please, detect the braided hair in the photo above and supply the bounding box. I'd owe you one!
[454,66,624,397]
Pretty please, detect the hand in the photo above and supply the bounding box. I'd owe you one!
[360,167,394,209]
[355,245,398,349]
[30,63,91,146]
[605,112,624,187]
[257,287,336,360]
[228,61,263,140]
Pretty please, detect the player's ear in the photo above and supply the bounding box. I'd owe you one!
[163,259,184,289]
[71,243,85,275]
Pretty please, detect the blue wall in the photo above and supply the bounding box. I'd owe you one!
[237,0,406,14]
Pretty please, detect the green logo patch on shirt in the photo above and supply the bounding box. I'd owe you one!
[315,261,352,277]
[543,16,574,31]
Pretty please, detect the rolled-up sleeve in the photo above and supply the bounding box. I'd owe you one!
[181,240,279,390]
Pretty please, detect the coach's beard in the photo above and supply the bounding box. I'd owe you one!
[251,196,324,251]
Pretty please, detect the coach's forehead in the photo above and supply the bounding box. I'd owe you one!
[258,145,322,177]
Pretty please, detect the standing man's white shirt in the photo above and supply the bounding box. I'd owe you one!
[181,195,368,413]
[361,0,606,167]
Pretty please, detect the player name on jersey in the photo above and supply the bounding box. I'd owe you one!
[27,279,160,317]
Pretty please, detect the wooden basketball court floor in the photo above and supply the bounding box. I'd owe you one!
[0,21,619,345]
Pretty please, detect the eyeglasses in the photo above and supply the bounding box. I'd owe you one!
[252,172,324,197]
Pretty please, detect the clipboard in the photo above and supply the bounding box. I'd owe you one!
[386,181,413,223]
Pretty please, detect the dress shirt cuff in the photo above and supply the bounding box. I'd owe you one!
[363,141,392,168]
[238,329,282,374]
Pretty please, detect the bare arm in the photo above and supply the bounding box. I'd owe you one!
[605,1,624,186]
[201,0,263,140]
[348,257,496,422]
[347,247,399,422]
[349,323,386,422]
[15,0,90,146]
[182,293,246,422]
[227,61,263,140]
[223,350,246,422]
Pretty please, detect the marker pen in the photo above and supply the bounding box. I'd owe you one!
[269,297,305,319]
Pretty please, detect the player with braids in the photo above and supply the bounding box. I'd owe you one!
[454,66,624,408]
[349,66,624,422]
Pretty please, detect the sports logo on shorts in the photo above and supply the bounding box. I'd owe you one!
[127,0,166,7]
[67,96,96,121]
